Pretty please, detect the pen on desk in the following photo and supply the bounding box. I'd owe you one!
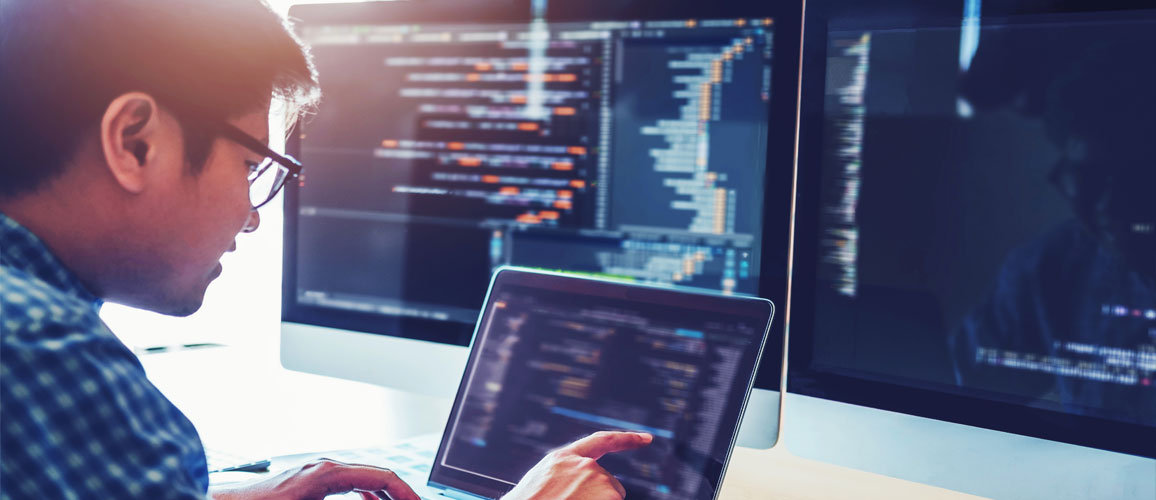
[209,459,271,474]
[138,342,224,355]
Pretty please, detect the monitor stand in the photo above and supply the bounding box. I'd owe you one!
[777,393,1155,499]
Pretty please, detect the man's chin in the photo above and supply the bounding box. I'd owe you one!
[111,293,205,317]
[166,299,206,317]
[153,279,212,317]
[166,264,225,316]
[104,266,214,316]
[146,292,207,317]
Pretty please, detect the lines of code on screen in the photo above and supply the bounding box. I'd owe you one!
[293,19,773,324]
[440,284,765,499]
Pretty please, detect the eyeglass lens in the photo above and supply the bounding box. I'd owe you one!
[249,158,289,208]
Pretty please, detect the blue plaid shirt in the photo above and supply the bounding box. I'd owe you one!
[0,212,209,499]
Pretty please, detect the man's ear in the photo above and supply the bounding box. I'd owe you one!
[99,92,162,194]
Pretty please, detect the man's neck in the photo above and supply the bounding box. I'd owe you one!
[0,173,126,300]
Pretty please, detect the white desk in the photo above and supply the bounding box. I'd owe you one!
[718,446,983,500]
[140,344,986,499]
[139,344,452,460]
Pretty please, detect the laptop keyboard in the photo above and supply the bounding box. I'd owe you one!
[327,439,436,480]
[311,433,443,500]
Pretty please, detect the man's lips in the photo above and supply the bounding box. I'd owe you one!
[211,241,237,280]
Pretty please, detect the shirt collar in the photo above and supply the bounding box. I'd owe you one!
[0,212,102,309]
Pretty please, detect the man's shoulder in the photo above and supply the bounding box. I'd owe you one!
[0,262,108,346]
[0,266,207,499]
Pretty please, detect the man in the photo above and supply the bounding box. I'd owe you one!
[0,0,650,498]
[950,29,1156,423]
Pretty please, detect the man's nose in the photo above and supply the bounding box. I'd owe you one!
[242,209,261,233]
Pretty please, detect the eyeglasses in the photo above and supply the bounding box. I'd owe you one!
[217,123,303,210]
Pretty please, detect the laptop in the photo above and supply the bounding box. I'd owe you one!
[316,267,774,500]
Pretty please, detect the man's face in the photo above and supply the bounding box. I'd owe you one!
[138,110,266,316]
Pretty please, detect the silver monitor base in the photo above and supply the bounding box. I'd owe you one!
[780,392,1156,499]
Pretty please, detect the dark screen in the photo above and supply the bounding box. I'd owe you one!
[431,271,772,499]
[811,13,1156,427]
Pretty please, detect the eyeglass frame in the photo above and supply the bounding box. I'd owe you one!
[215,122,304,210]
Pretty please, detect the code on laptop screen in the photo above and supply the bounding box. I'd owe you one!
[430,270,773,499]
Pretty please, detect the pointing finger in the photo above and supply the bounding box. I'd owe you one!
[563,431,653,459]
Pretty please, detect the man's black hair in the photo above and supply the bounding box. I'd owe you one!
[0,0,320,198]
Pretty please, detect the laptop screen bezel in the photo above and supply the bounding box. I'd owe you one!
[427,267,775,499]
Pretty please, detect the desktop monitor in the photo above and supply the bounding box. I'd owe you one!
[788,0,1156,470]
[279,0,800,444]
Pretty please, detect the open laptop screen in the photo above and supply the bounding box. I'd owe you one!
[429,268,774,499]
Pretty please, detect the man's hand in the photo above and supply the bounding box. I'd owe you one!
[210,458,420,500]
[503,431,653,500]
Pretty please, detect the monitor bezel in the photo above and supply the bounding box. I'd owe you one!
[281,0,801,389]
[786,0,1156,458]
